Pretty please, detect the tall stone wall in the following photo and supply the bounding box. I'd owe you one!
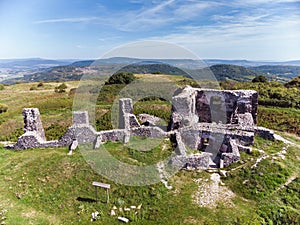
[170,86,258,169]
[171,86,258,129]
[118,98,140,130]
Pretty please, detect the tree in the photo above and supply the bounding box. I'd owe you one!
[105,72,136,85]
[252,75,268,83]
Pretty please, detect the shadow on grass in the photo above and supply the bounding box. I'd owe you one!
[76,197,97,203]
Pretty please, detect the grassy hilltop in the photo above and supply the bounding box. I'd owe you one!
[0,73,299,224]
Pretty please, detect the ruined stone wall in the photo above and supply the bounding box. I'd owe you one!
[169,86,258,169]
[12,98,167,150]
[171,86,258,129]
[10,90,261,170]
[118,98,140,129]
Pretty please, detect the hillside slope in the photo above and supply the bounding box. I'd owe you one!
[209,64,261,81]
[0,78,299,224]
[0,134,299,224]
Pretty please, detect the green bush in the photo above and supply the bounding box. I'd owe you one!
[30,86,38,91]
[0,84,4,90]
[105,72,136,85]
[55,83,68,93]
[258,107,300,135]
[285,75,300,88]
[220,81,300,109]
[0,104,8,113]
[252,75,268,83]
[96,84,126,103]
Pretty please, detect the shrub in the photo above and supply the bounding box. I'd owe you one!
[55,83,68,93]
[30,86,38,91]
[37,82,44,87]
[0,84,4,90]
[105,72,136,85]
[0,104,8,113]
[285,75,300,88]
[252,75,268,83]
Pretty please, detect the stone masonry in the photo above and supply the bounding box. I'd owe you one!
[22,108,46,141]
[170,86,258,169]
[12,99,165,150]
[9,86,267,170]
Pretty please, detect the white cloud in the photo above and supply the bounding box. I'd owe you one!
[231,0,300,5]
[174,1,217,18]
[30,0,300,59]
[34,17,100,24]
[145,12,300,60]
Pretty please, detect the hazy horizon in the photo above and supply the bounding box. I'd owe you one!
[0,57,300,62]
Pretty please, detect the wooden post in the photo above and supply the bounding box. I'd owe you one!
[95,185,98,201]
[92,182,110,204]
[106,188,109,204]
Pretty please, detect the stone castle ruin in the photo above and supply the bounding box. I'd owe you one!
[9,86,275,169]
[169,86,258,168]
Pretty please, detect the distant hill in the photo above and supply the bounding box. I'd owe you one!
[71,60,94,67]
[204,59,300,67]
[118,62,189,76]
[0,58,73,68]
[3,62,266,84]
[208,64,262,81]
[22,65,83,82]
[3,57,300,84]
[250,65,300,80]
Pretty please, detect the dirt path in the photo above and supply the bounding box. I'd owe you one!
[157,162,173,190]
[192,173,235,209]
[272,174,298,194]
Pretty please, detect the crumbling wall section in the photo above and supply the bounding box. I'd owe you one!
[171,86,258,129]
[220,139,241,168]
[22,108,46,141]
[12,98,167,150]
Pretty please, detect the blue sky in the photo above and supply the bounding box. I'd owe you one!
[0,0,299,60]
